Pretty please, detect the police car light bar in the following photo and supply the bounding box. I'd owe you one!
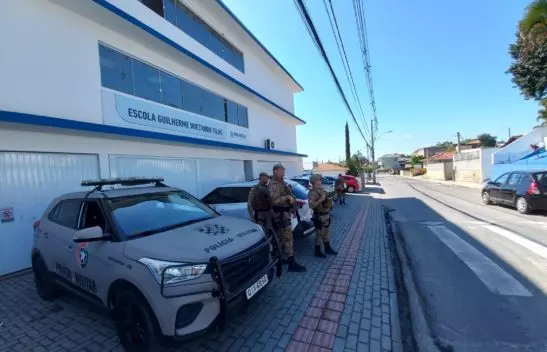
[81,177,165,187]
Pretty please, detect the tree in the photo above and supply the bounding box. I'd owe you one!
[410,155,425,167]
[435,140,456,151]
[346,153,364,177]
[507,0,547,123]
[345,122,351,163]
[477,133,497,147]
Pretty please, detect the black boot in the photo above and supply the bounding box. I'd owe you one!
[324,242,338,255]
[314,245,327,258]
[287,256,307,272]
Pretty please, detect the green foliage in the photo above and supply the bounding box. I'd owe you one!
[345,122,351,163]
[477,133,497,147]
[346,153,364,177]
[507,0,547,122]
[410,155,425,167]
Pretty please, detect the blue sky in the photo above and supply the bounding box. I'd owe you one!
[223,0,539,162]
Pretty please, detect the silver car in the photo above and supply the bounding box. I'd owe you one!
[31,177,280,352]
[201,179,315,238]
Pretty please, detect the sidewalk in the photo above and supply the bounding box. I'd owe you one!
[400,175,484,190]
[0,195,399,352]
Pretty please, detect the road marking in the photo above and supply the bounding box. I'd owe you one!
[483,225,547,261]
[428,225,532,297]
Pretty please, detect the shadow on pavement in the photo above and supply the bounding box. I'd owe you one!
[381,196,547,352]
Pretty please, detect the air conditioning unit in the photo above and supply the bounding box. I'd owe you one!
[265,139,275,150]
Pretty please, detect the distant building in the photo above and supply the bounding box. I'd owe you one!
[313,163,349,178]
[412,146,447,158]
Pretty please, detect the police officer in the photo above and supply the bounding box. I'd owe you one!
[308,174,338,257]
[247,172,273,233]
[335,174,346,205]
[268,164,307,273]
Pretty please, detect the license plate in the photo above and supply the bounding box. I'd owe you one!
[245,274,269,300]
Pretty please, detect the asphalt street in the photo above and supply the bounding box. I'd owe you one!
[376,175,547,352]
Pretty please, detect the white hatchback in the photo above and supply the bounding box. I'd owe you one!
[201,179,315,238]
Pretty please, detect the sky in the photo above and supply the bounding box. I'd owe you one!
[222,0,539,162]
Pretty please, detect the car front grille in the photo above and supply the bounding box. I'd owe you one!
[220,239,270,293]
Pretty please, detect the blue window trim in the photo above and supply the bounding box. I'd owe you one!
[91,0,306,125]
[0,110,308,158]
[214,0,304,91]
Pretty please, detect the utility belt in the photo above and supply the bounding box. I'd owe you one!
[312,211,331,229]
[272,205,292,213]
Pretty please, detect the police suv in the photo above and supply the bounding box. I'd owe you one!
[31,177,281,352]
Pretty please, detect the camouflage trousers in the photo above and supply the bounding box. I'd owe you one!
[315,214,331,246]
[273,213,294,257]
[255,212,273,235]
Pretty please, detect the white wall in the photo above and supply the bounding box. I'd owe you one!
[480,147,498,181]
[0,124,301,197]
[0,0,298,153]
[492,126,547,164]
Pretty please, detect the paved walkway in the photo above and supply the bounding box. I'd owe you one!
[0,195,399,352]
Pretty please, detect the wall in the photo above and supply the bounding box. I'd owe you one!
[427,162,453,181]
[479,147,498,181]
[0,124,300,197]
[454,149,481,182]
[492,126,547,164]
[0,0,298,153]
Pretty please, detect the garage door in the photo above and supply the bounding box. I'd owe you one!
[198,159,245,197]
[0,152,99,276]
[109,155,199,197]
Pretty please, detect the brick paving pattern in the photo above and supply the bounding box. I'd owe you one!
[0,195,399,352]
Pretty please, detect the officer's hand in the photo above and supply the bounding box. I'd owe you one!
[287,196,295,205]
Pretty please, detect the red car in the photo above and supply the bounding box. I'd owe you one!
[341,175,360,193]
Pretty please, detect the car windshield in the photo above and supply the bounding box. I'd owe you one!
[109,191,216,238]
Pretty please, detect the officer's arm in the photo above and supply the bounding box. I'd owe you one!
[308,190,325,209]
[247,187,255,218]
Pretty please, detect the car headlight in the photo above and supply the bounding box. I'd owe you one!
[138,258,207,285]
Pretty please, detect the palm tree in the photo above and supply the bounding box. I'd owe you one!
[519,0,547,43]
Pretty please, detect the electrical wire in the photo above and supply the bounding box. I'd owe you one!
[322,0,370,137]
[294,0,370,147]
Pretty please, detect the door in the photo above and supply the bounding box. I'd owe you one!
[201,186,252,220]
[0,152,99,276]
[489,173,510,201]
[70,199,117,301]
[39,199,84,281]
[109,155,199,197]
[501,173,522,204]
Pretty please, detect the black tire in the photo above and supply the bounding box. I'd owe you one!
[347,186,355,193]
[114,288,168,352]
[516,197,530,214]
[32,256,59,301]
[482,191,492,205]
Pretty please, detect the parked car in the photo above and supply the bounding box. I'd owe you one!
[202,179,315,238]
[291,175,336,195]
[482,170,547,214]
[340,175,361,193]
[31,177,280,352]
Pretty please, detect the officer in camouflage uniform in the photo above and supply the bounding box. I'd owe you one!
[308,174,338,257]
[247,172,273,233]
[268,164,307,273]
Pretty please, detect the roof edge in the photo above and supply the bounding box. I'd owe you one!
[214,0,304,92]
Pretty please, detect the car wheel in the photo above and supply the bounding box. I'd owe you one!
[482,191,492,205]
[32,256,59,301]
[114,288,167,352]
[516,197,530,214]
[347,186,355,193]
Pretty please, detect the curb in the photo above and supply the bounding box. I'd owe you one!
[388,215,441,352]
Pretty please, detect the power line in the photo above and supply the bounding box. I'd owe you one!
[294,0,370,147]
[353,0,378,131]
[322,0,370,137]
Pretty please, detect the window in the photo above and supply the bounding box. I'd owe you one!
[210,32,224,57]
[49,199,83,229]
[234,49,244,72]
[160,71,183,109]
[99,45,134,95]
[80,201,107,231]
[221,40,234,65]
[534,172,547,186]
[163,0,177,26]
[109,192,216,237]
[202,187,252,204]
[132,59,161,103]
[494,173,510,185]
[508,173,522,186]
[98,45,248,128]
[138,0,164,16]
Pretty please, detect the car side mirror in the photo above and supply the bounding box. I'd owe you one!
[73,226,105,243]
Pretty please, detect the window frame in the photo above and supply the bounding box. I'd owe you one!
[48,199,84,230]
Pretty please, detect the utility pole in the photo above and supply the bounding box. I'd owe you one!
[371,119,376,184]
[508,128,511,140]
[456,132,461,153]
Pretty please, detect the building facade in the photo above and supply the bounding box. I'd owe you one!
[0,0,306,275]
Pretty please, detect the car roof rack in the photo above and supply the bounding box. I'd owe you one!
[82,177,167,194]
